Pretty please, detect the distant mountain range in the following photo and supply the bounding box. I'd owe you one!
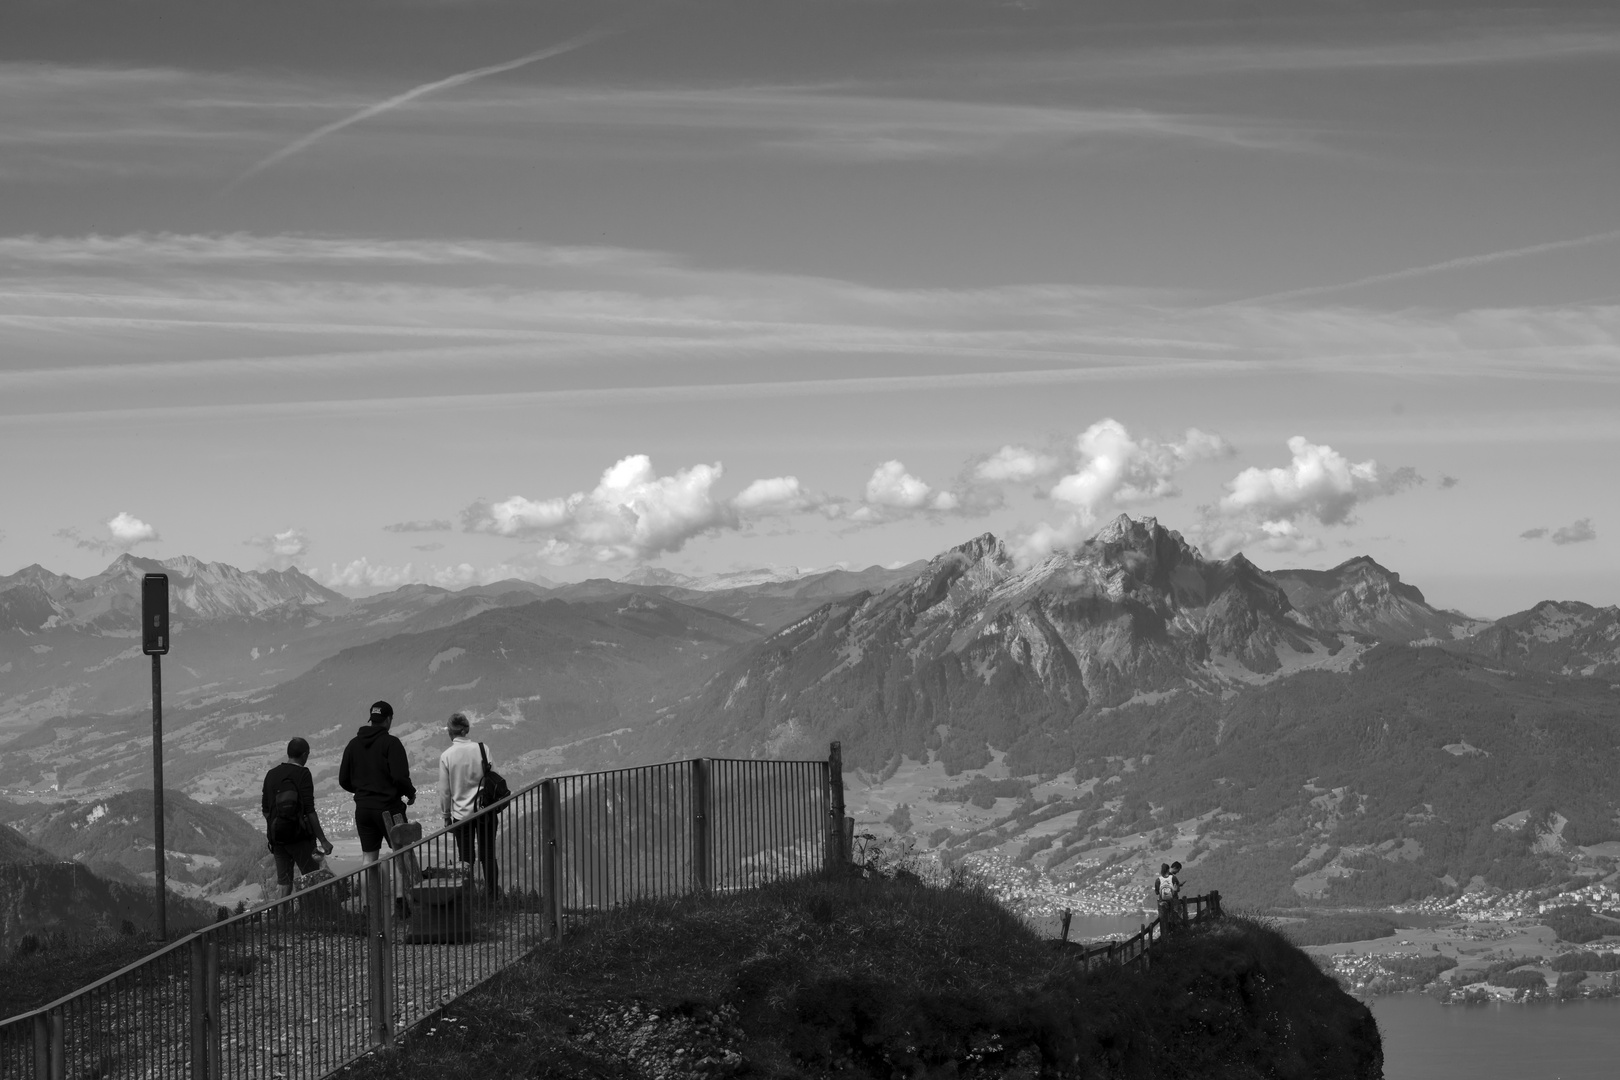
[2,520,1616,908]
[0,556,920,733]
[0,788,267,897]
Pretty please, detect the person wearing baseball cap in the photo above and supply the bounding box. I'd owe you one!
[337,700,417,870]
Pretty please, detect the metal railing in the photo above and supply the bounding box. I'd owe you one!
[2,748,841,1079]
[1058,891,1224,971]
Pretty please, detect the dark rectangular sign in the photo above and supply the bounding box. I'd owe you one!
[141,573,169,655]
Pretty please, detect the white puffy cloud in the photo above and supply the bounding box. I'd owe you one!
[864,460,934,509]
[246,527,309,559]
[1203,436,1421,556]
[1221,436,1381,526]
[464,455,749,562]
[318,557,420,591]
[974,445,1060,484]
[106,512,160,547]
[1050,419,1231,522]
[732,475,820,514]
[830,460,965,524]
[1011,420,1231,562]
[55,511,163,555]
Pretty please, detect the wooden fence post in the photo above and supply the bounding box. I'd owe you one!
[691,758,712,893]
[1060,908,1072,943]
[541,779,563,941]
[365,862,395,1048]
[826,742,846,871]
[1210,890,1222,918]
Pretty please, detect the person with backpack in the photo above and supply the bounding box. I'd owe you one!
[1154,862,1179,931]
[338,700,418,918]
[261,737,334,898]
[438,711,505,900]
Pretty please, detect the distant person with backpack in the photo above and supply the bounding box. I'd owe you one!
[1154,863,1180,929]
[338,700,417,903]
[261,737,334,898]
[438,711,507,899]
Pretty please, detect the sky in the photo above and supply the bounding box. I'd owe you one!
[1,0,1616,618]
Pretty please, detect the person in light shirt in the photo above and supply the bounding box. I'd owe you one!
[438,712,499,899]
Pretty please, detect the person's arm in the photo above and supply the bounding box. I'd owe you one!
[337,744,355,794]
[261,773,275,849]
[390,737,417,805]
[299,768,333,854]
[439,751,452,826]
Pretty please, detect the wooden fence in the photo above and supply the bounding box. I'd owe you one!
[1058,891,1224,971]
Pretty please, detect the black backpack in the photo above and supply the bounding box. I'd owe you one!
[476,743,510,811]
[268,772,309,845]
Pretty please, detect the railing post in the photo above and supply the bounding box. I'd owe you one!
[365,862,395,1048]
[205,939,220,1079]
[691,759,712,893]
[31,1013,48,1080]
[47,1013,63,1080]
[541,779,563,941]
[826,742,846,870]
[190,937,208,1080]
[1060,908,1072,943]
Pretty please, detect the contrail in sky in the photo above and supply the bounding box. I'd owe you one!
[222,26,620,192]
[1209,226,1620,308]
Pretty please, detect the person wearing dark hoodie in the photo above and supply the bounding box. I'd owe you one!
[337,700,417,878]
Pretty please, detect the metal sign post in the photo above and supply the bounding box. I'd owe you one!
[142,572,170,939]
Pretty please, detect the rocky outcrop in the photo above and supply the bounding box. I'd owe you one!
[664,516,1351,769]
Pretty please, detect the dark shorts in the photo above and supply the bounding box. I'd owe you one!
[355,802,407,853]
[271,838,321,888]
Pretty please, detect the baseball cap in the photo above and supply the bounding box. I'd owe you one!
[369,700,394,722]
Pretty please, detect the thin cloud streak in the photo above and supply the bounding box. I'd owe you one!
[1036,28,1620,82]
[1212,228,1620,309]
[221,26,623,191]
[0,362,1262,426]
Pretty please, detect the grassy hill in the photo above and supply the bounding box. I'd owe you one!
[345,874,1379,1080]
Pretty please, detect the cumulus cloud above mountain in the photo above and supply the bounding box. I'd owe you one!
[245,526,309,569]
[55,511,162,555]
[462,454,825,563]
[1203,436,1421,556]
[1013,420,1231,562]
[1051,420,1230,520]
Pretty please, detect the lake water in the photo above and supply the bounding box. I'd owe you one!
[1373,995,1620,1080]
